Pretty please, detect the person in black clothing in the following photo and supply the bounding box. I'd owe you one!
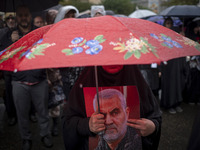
[160,17,188,114]
[184,23,200,105]
[0,13,17,126]
[187,109,200,150]
[11,5,52,150]
[62,65,161,150]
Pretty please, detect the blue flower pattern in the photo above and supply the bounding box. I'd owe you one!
[172,41,182,48]
[0,49,7,56]
[85,40,99,47]
[21,49,31,58]
[86,45,103,55]
[62,35,106,56]
[72,47,83,54]
[150,33,183,49]
[71,37,83,44]
[19,38,44,58]
[163,42,173,48]
[32,38,43,46]
[150,33,159,40]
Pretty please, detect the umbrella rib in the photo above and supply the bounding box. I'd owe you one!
[110,16,136,33]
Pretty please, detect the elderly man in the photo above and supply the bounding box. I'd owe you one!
[5,13,16,29]
[91,88,141,150]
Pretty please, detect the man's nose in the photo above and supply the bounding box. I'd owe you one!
[105,114,113,125]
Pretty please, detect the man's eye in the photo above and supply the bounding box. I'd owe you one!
[111,110,119,116]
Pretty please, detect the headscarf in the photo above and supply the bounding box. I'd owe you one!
[54,5,79,23]
[91,5,106,17]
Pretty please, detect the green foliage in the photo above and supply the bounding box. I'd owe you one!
[59,0,92,12]
[162,0,199,6]
[101,0,136,15]
[94,35,106,43]
[124,51,134,60]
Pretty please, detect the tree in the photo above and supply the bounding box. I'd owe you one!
[101,0,136,16]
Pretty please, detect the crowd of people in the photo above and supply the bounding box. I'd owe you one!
[0,3,199,150]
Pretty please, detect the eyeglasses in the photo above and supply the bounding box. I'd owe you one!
[6,16,15,20]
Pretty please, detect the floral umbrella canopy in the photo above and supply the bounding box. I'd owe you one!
[0,15,200,72]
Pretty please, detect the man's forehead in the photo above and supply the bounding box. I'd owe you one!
[100,94,120,101]
[17,8,30,15]
[99,95,122,110]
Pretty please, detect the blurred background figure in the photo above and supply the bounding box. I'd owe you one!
[0,12,17,126]
[184,22,200,105]
[53,5,80,99]
[0,13,4,28]
[0,12,16,50]
[187,109,200,150]
[46,5,81,137]
[46,68,65,136]
[54,5,79,23]
[4,12,16,30]
[45,9,58,25]
[10,5,52,149]
[185,22,200,42]
[139,64,160,100]
[33,16,45,27]
[163,17,180,33]
[160,17,189,114]
[91,5,106,17]
[186,56,200,105]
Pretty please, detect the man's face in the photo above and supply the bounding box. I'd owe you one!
[16,7,31,28]
[34,17,44,27]
[98,95,129,143]
[6,15,16,29]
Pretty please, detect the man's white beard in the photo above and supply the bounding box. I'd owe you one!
[103,122,127,143]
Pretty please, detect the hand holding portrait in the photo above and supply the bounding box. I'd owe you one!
[89,112,105,134]
[127,118,156,136]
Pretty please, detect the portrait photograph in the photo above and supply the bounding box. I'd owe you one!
[83,86,142,150]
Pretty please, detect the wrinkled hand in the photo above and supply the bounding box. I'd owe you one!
[89,112,105,134]
[11,30,19,42]
[127,118,155,137]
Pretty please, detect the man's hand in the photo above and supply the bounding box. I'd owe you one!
[11,30,19,42]
[127,118,156,137]
[89,112,105,134]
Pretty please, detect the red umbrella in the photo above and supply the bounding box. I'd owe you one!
[0,15,200,72]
